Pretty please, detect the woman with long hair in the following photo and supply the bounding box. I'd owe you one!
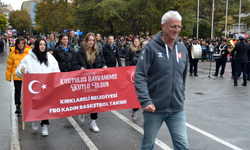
[16,38,60,136]
[125,38,148,121]
[72,32,107,132]
[6,37,31,114]
[47,32,57,54]
[125,37,140,66]
[53,33,75,72]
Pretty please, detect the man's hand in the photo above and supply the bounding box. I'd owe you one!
[142,104,156,113]
[81,67,86,71]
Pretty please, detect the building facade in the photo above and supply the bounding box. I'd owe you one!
[21,0,41,26]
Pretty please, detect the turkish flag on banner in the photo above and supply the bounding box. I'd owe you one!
[22,66,141,122]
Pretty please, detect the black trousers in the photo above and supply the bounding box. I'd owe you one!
[215,59,227,75]
[14,81,22,106]
[132,108,140,111]
[90,113,98,120]
[231,60,235,77]
[189,59,198,75]
[234,63,247,84]
[247,62,250,79]
[41,120,49,126]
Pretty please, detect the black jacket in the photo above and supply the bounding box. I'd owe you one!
[53,45,75,72]
[72,46,106,70]
[102,44,122,67]
[125,48,140,66]
[216,44,229,61]
[69,36,78,47]
[231,42,250,64]
[248,45,250,63]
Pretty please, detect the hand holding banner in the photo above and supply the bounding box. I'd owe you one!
[22,66,140,122]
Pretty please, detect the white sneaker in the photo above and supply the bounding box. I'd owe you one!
[32,121,39,130]
[131,111,137,121]
[90,122,99,132]
[41,125,49,136]
[78,114,85,122]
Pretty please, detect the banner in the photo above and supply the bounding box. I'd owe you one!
[22,66,140,122]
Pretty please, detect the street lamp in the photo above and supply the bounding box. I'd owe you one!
[238,0,242,34]
[197,0,199,39]
[225,0,228,37]
[211,0,214,39]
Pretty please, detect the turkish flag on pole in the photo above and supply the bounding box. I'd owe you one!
[22,66,141,122]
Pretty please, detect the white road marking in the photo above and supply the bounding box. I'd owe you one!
[67,117,98,150]
[11,83,21,150]
[186,123,243,150]
[111,111,173,150]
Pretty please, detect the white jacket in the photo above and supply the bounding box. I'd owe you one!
[16,50,60,78]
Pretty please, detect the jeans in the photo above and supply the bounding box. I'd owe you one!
[141,111,189,150]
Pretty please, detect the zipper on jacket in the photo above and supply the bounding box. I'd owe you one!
[170,45,175,112]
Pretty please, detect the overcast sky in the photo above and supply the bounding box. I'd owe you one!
[2,0,29,10]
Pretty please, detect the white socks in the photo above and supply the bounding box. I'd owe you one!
[91,120,96,124]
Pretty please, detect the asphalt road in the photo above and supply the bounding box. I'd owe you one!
[1,44,249,150]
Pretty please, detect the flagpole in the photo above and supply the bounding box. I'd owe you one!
[197,0,199,39]
[22,81,25,130]
[225,0,228,37]
[211,0,214,39]
[239,0,242,34]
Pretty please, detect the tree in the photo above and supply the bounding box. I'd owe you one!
[9,10,31,33]
[0,14,7,32]
[34,0,75,33]
[192,0,250,38]
[124,0,162,36]
[73,0,126,36]
[35,0,250,37]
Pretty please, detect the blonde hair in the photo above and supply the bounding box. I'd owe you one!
[83,33,99,65]
[47,31,57,43]
[130,37,140,53]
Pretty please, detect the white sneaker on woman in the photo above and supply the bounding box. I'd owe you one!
[90,122,99,132]
[42,125,49,137]
[131,111,137,121]
[78,114,85,122]
[32,121,39,130]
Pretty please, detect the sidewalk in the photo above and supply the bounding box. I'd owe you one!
[0,45,17,150]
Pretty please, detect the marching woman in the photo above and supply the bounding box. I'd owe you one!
[16,38,60,136]
[53,34,75,72]
[46,32,57,54]
[6,37,31,114]
[125,37,140,66]
[72,32,107,132]
[125,38,148,121]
